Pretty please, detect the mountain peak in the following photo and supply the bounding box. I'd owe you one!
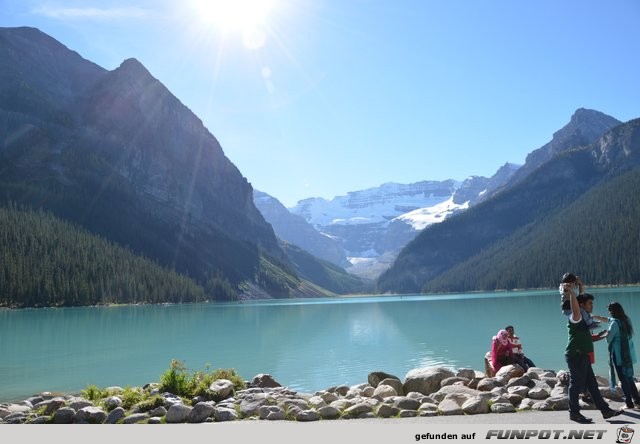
[113,57,155,83]
[569,107,619,126]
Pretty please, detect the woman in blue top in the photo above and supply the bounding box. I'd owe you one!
[606,302,640,409]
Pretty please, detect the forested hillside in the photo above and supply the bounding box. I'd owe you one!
[420,167,640,292]
[378,117,640,294]
[0,204,227,307]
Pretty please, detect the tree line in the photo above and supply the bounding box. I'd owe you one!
[0,203,239,307]
[420,168,640,292]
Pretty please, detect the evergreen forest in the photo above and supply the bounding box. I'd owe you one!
[420,167,640,292]
[0,203,237,307]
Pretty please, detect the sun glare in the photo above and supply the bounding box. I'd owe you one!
[191,0,277,42]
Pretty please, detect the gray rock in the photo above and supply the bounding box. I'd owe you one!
[122,413,149,424]
[557,370,570,386]
[528,386,550,399]
[52,407,76,424]
[506,375,532,388]
[104,396,123,410]
[507,385,530,397]
[476,378,504,391]
[187,402,215,423]
[106,407,126,424]
[161,393,183,406]
[518,398,536,410]
[495,364,525,381]
[149,406,167,417]
[403,367,455,395]
[319,391,339,404]
[3,413,27,424]
[28,416,50,424]
[1,403,31,417]
[75,406,107,424]
[376,404,400,418]
[25,396,44,406]
[166,404,192,423]
[378,378,404,396]
[601,386,624,401]
[457,368,477,380]
[240,393,269,417]
[368,371,400,388]
[391,397,421,411]
[317,405,340,419]
[440,377,470,388]
[308,395,327,408]
[258,405,285,420]
[398,409,418,417]
[491,402,516,413]
[418,402,438,412]
[334,385,350,396]
[209,379,235,400]
[35,397,66,415]
[330,399,355,411]
[506,393,524,406]
[438,397,464,416]
[249,374,281,388]
[343,403,373,418]
[213,406,238,422]
[462,397,490,415]
[278,398,308,411]
[68,397,94,411]
[432,385,481,402]
[148,417,163,424]
[295,409,320,421]
[373,384,397,399]
[543,395,570,410]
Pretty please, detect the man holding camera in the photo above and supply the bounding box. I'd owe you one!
[561,272,622,423]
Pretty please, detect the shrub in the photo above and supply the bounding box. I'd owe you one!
[82,384,108,401]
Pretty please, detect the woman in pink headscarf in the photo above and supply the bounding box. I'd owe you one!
[491,329,514,372]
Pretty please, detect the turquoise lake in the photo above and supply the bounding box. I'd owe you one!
[1,287,639,403]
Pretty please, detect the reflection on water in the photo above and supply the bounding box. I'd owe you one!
[1,287,638,402]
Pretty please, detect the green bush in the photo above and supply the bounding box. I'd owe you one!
[159,360,190,397]
[158,360,246,398]
[82,384,108,401]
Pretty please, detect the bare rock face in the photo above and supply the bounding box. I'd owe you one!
[0,26,301,299]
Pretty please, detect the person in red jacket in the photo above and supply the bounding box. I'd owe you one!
[490,329,513,372]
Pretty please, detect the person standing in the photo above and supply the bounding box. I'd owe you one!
[606,302,640,409]
[563,280,622,423]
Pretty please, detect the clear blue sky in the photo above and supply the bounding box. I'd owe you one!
[2,0,639,207]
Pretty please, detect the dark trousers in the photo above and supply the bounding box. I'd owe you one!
[615,364,640,406]
[566,353,610,414]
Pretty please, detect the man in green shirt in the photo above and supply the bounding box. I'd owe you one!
[564,287,622,423]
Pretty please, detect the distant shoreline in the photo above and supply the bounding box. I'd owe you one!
[3,284,638,310]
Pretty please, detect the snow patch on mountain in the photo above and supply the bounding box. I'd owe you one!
[397,197,469,230]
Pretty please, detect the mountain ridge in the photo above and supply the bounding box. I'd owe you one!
[378,116,640,293]
[0,26,342,301]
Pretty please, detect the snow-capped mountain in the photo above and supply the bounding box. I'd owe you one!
[286,165,519,278]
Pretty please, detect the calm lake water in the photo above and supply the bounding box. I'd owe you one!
[1,287,639,402]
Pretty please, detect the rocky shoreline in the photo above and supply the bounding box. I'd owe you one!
[0,365,630,424]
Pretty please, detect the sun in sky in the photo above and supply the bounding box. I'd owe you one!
[188,0,277,49]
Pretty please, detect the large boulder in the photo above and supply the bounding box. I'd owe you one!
[75,406,107,424]
[249,374,281,388]
[208,379,235,400]
[403,367,455,395]
[368,371,401,388]
[495,364,525,381]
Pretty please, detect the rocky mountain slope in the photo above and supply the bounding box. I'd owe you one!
[378,113,638,293]
[285,166,518,279]
[0,26,338,300]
